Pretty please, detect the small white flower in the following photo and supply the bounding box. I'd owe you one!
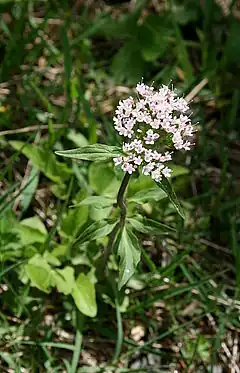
[162,166,172,178]
[151,169,161,181]
[182,141,191,151]
[136,83,154,97]
[144,149,153,163]
[133,156,142,165]
[142,162,155,175]
[113,156,123,166]
[144,129,159,145]
[158,151,172,162]
[122,162,135,174]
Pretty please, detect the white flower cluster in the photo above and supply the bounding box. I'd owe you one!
[113,82,195,182]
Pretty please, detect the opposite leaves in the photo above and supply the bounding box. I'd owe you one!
[117,227,141,290]
[55,144,122,162]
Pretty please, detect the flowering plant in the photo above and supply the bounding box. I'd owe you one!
[56,82,195,302]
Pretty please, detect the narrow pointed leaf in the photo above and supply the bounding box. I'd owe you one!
[73,221,116,248]
[156,176,185,219]
[55,144,122,162]
[128,217,176,234]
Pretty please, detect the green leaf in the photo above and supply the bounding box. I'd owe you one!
[77,196,114,208]
[15,216,47,246]
[111,40,146,84]
[73,221,116,248]
[61,24,72,100]
[25,254,52,293]
[60,205,88,239]
[174,23,194,82]
[170,164,189,178]
[156,176,185,219]
[128,216,175,234]
[89,205,112,222]
[9,141,71,183]
[72,273,97,317]
[117,227,141,290]
[55,144,122,162]
[138,15,172,62]
[225,20,240,65]
[89,162,120,196]
[51,266,75,295]
[74,195,113,222]
[129,187,166,203]
[43,251,61,266]
[128,174,155,195]
[67,130,88,147]
[21,216,47,235]
[19,166,39,213]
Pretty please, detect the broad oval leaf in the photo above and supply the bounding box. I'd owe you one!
[156,176,185,219]
[25,254,52,293]
[15,216,47,246]
[72,273,97,317]
[51,266,75,295]
[55,144,122,162]
[89,162,120,196]
[117,227,141,290]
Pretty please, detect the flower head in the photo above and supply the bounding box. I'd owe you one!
[113,82,195,182]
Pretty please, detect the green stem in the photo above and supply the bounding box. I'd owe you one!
[112,295,123,363]
[71,312,84,373]
[102,222,120,271]
[117,172,131,227]
[102,173,131,272]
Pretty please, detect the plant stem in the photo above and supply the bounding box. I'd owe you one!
[117,172,131,228]
[102,173,131,271]
[71,312,84,373]
[102,222,120,271]
[112,295,123,363]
